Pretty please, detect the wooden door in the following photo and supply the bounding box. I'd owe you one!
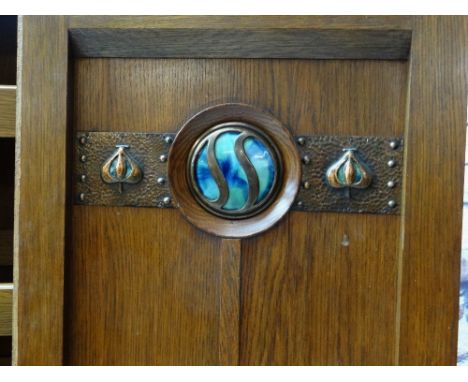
[14,16,468,365]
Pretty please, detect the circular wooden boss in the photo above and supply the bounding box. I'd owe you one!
[168,103,301,238]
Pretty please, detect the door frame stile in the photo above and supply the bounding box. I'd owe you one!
[397,16,468,365]
[14,15,69,365]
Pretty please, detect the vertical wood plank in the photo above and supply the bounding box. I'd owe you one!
[218,239,241,365]
[240,59,407,365]
[68,58,231,365]
[66,207,223,365]
[398,16,468,365]
[13,16,69,365]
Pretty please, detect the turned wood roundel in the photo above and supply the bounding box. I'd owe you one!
[168,103,301,238]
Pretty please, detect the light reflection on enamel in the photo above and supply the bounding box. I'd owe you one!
[194,131,276,211]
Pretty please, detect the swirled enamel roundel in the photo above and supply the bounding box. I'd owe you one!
[188,122,282,219]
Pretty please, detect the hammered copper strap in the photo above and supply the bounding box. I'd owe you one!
[74,132,175,208]
[294,136,403,215]
[74,132,403,215]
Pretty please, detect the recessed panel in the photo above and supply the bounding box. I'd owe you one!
[67,57,408,365]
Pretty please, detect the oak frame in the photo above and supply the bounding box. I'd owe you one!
[168,103,301,238]
[14,15,468,365]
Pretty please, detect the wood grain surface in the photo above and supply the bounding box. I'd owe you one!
[218,239,241,365]
[0,86,16,138]
[68,15,413,30]
[69,57,407,365]
[69,60,258,364]
[14,16,69,365]
[238,60,407,365]
[69,28,411,60]
[398,16,468,365]
[66,207,224,365]
[0,283,13,336]
[241,212,401,365]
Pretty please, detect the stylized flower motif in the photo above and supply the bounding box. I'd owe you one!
[101,145,143,193]
[326,148,372,194]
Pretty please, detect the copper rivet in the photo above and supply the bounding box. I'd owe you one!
[80,155,87,163]
[297,137,305,146]
[387,180,395,188]
[163,196,171,205]
[160,154,168,163]
[387,159,396,168]
[164,136,173,144]
[79,136,87,145]
[80,174,87,182]
[389,140,398,149]
[388,200,396,208]
[302,155,311,165]
[303,181,311,189]
[157,177,166,185]
[79,193,85,201]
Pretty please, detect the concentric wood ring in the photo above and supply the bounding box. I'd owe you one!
[168,103,301,238]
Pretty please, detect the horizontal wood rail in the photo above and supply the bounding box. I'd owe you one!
[0,283,13,336]
[0,230,13,266]
[0,85,16,138]
[70,28,412,60]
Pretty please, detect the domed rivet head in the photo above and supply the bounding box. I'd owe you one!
[296,201,304,207]
[79,136,87,145]
[159,154,168,163]
[162,196,171,206]
[297,137,306,146]
[80,155,87,163]
[389,140,398,150]
[164,136,173,144]
[80,174,87,182]
[303,181,311,190]
[387,159,396,168]
[79,193,85,201]
[157,177,166,185]
[387,180,395,188]
[388,200,396,208]
[302,155,311,165]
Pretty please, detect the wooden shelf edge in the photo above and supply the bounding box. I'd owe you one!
[0,283,13,336]
[0,85,16,138]
[0,230,13,266]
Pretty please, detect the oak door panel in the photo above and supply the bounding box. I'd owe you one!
[66,207,224,365]
[68,57,407,364]
[239,60,407,365]
[241,213,400,365]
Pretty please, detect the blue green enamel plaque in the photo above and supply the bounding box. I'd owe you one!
[188,122,281,219]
